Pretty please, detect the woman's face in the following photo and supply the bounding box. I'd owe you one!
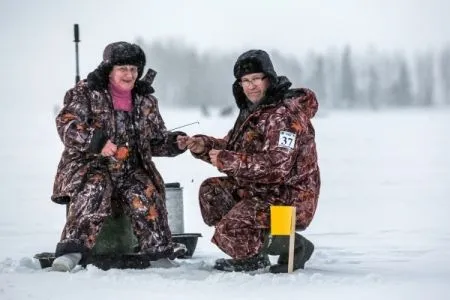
[109,65,139,91]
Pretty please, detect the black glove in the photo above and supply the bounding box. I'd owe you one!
[88,129,108,153]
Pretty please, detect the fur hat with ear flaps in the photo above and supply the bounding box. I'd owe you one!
[87,41,154,94]
[232,49,291,109]
[233,49,277,80]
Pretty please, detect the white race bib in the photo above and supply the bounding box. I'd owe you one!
[278,131,296,150]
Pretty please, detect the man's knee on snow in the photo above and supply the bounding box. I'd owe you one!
[198,177,217,196]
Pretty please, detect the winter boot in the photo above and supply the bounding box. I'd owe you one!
[265,233,314,273]
[51,252,82,272]
[168,243,188,260]
[213,252,271,272]
[151,257,180,268]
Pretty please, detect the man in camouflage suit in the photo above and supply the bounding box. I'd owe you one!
[183,49,321,273]
[51,42,188,271]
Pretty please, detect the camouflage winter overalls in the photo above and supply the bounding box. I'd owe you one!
[57,110,173,258]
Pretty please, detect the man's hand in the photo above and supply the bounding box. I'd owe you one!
[101,140,117,157]
[209,149,222,167]
[186,137,205,154]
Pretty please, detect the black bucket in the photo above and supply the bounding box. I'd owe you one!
[172,233,202,258]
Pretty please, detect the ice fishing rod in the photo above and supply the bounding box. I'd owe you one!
[73,24,81,84]
[149,121,200,146]
[169,121,200,131]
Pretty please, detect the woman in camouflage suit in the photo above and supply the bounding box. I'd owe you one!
[51,42,187,271]
[183,49,321,273]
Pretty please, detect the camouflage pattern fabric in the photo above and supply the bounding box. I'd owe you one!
[52,75,185,258]
[195,86,321,260]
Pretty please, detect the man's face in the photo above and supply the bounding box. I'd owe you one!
[240,72,270,104]
[109,65,139,91]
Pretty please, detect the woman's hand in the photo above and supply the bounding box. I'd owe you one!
[176,135,189,150]
[101,140,117,157]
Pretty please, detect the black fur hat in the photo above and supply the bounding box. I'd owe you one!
[234,60,264,79]
[101,41,146,78]
[233,49,277,80]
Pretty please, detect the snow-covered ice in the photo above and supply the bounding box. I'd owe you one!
[0,105,449,299]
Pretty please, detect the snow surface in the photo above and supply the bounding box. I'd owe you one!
[0,106,449,300]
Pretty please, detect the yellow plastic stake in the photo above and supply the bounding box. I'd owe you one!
[270,205,297,273]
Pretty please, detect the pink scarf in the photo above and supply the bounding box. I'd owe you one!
[109,83,133,112]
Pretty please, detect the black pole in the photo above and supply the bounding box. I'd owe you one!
[73,24,80,84]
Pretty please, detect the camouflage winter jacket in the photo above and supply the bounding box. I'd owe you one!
[51,69,185,204]
[194,71,320,229]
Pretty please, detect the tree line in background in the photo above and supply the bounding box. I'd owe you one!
[136,37,450,110]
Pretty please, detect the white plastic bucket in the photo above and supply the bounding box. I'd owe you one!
[165,182,184,234]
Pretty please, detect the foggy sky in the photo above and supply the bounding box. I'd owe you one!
[1,0,449,109]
